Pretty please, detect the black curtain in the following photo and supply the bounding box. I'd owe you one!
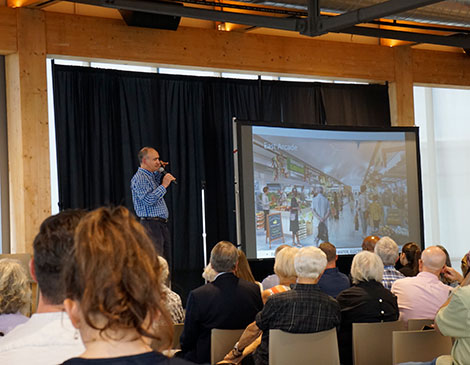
[52,64,390,298]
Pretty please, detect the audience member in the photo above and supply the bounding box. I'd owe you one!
[261,246,298,303]
[398,272,470,365]
[336,251,399,365]
[362,235,380,252]
[0,259,30,335]
[202,263,217,282]
[436,245,457,286]
[253,247,341,365]
[61,206,193,365]
[180,241,263,364]
[391,246,452,323]
[222,247,299,364]
[461,251,470,277]
[374,236,404,290]
[236,249,262,291]
[399,242,421,277]
[318,242,350,298]
[158,256,184,324]
[0,210,86,364]
[434,272,470,365]
[260,244,290,290]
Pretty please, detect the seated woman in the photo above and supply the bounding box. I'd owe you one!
[221,247,298,364]
[399,242,421,277]
[0,259,31,335]
[235,250,262,292]
[61,206,194,364]
[261,246,298,303]
[157,256,184,324]
[336,251,399,365]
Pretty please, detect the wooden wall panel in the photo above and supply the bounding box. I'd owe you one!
[0,7,17,54]
[5,8,50,253]
[45,12,395,82]
[412,49,470,87]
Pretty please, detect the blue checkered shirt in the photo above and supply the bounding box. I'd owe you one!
[131,167,168,219]
[382,265,405,290]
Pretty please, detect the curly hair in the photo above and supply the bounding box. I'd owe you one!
[63,206,172,346]
[0,259,31,315]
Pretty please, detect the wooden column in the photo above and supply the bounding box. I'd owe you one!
[389,46,415,127]
[5,8,50,253]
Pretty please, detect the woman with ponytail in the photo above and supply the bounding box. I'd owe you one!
[399,242,421,277]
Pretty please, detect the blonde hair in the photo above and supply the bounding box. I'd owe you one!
[157,256,170,285]
[274,247,298,279]
[0,259,31,315]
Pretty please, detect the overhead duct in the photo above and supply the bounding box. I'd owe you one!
[249,0,470,28]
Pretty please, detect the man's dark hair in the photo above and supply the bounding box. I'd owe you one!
[33,209,86,305]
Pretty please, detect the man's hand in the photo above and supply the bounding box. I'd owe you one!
[162,173,176,188]
[443,266,464,284]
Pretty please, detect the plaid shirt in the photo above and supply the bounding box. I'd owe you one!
[131,167,168,218]
[382,265,405,290]
[255,283,341,365]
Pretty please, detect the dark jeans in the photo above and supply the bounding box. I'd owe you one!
[141,219,172,267]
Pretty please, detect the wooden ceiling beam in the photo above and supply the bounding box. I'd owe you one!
[7,0,60,8]
[45,12,396,82]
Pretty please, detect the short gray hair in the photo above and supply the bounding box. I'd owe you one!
[0,259,31,315]
[294,247,327,280]
[350,251,384,284]
[375,236,399,265]
[137,147,154,164]
[210,241,238,273]
[274,247,299,279]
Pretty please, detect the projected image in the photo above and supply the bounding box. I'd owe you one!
[251,127,412,258]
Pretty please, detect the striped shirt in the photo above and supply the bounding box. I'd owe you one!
[131,167,168,219]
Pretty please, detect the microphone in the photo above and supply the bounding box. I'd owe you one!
[158,167,178,185]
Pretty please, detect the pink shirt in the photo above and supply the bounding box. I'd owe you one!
[391,271,452,323]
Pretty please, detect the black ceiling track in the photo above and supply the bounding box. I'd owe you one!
[61,0,470,48]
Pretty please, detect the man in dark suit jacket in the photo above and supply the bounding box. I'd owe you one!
[180,241,263,364]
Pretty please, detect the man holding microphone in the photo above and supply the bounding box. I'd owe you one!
[131,147,176,264]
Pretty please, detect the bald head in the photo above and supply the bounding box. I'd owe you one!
[421,246,446,274]
[362,236,380,252]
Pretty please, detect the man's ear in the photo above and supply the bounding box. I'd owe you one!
[64,299,81,329]
[29,258,37,282]
[335,255,338,262]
